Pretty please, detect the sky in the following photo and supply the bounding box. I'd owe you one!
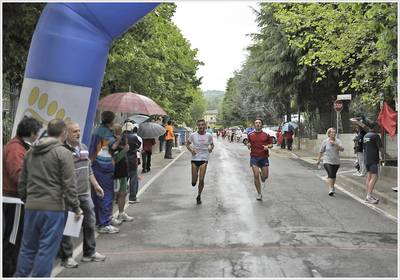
[172,1,260,92]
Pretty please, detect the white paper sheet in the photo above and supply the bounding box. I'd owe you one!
[63,211,83,238]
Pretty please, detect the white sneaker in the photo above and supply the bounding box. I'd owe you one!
[117,212,134,222]
[81,252,106,262]
[356,173,366,177]
[328,188,334,196]
[111,217,122,226]
[61,257,78,268]
[365,196,379,204]
[392,187,398,192]
[353,172,360,176]
[256,193,263,200]
[98,225,120,234]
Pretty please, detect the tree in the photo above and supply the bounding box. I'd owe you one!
[189,88,207,128]
[219,78,238,127]
[275,3,397,108]
[3,3,46,90]
[102,3,204,125]
[2,3,47,122]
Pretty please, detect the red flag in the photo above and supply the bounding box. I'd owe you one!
[377,102,398,140]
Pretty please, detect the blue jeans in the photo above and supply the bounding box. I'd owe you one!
[159,140,165,152]
[60,194,96,260]
[14,210,65,277]
[129,169,139,201]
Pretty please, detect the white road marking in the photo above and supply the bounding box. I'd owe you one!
[315,174,397,223]
[52,152,185,277]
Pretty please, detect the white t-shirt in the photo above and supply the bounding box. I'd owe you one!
[188,131,214,161]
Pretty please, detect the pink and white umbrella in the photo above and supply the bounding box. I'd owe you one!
[97,92,166,116]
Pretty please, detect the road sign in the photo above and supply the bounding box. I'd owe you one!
[334,100,343,112]
[337,94,351,100]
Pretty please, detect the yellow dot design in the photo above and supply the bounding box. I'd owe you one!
[56,109,65,119]
[47,101,58,116]
[23,86,72,125]
[29,87,39,106]
[38,94,48,110]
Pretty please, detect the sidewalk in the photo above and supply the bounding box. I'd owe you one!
[270,147,398,212]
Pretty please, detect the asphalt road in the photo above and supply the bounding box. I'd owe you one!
[52,138,398,278]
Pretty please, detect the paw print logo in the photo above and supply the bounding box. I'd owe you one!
[23,87,71,125]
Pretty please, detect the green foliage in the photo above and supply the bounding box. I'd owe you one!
[219,78,238,127]
[203,90,224,110]
[275,2,397,101]
[2,117,13,147]
[102,3,204,125]
[219,2,397,133]
[189,88,207,127]
[2,3,47,89]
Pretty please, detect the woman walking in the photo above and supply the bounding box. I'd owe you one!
[316,128,344,196]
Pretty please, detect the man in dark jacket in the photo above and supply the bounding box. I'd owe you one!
[15,119,82,277]
[111,124,134,222]
[2,117,42,277]
[122,122,142,203]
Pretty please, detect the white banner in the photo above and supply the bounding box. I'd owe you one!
[12,78,92,141]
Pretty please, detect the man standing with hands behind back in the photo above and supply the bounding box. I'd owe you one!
[15,119,82,277]
[247,118,274,201]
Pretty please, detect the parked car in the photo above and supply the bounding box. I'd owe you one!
[266,125,279,132]
[241,128,277,145]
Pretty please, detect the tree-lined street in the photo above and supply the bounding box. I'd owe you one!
[52,139,397,278]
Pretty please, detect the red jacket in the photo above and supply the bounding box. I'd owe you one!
[2,135,30,198]
[143,138,156,152]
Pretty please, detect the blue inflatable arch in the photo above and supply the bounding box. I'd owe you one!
[13,2,160,145]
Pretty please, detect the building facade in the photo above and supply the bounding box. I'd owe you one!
[204,110,218,128]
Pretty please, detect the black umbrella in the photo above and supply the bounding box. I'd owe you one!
[137,122,166,139]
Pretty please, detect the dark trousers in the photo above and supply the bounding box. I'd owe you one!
[286,139,293,151]
[142,150,152,171]
[3,203,24,277]
[59,194,97,260]
[165,139,173,158]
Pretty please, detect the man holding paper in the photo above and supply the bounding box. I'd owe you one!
[58,122,107,268]
[15,119,83,277]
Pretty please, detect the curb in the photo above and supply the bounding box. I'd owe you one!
[336,175,398,211]
[271,148,398,211]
